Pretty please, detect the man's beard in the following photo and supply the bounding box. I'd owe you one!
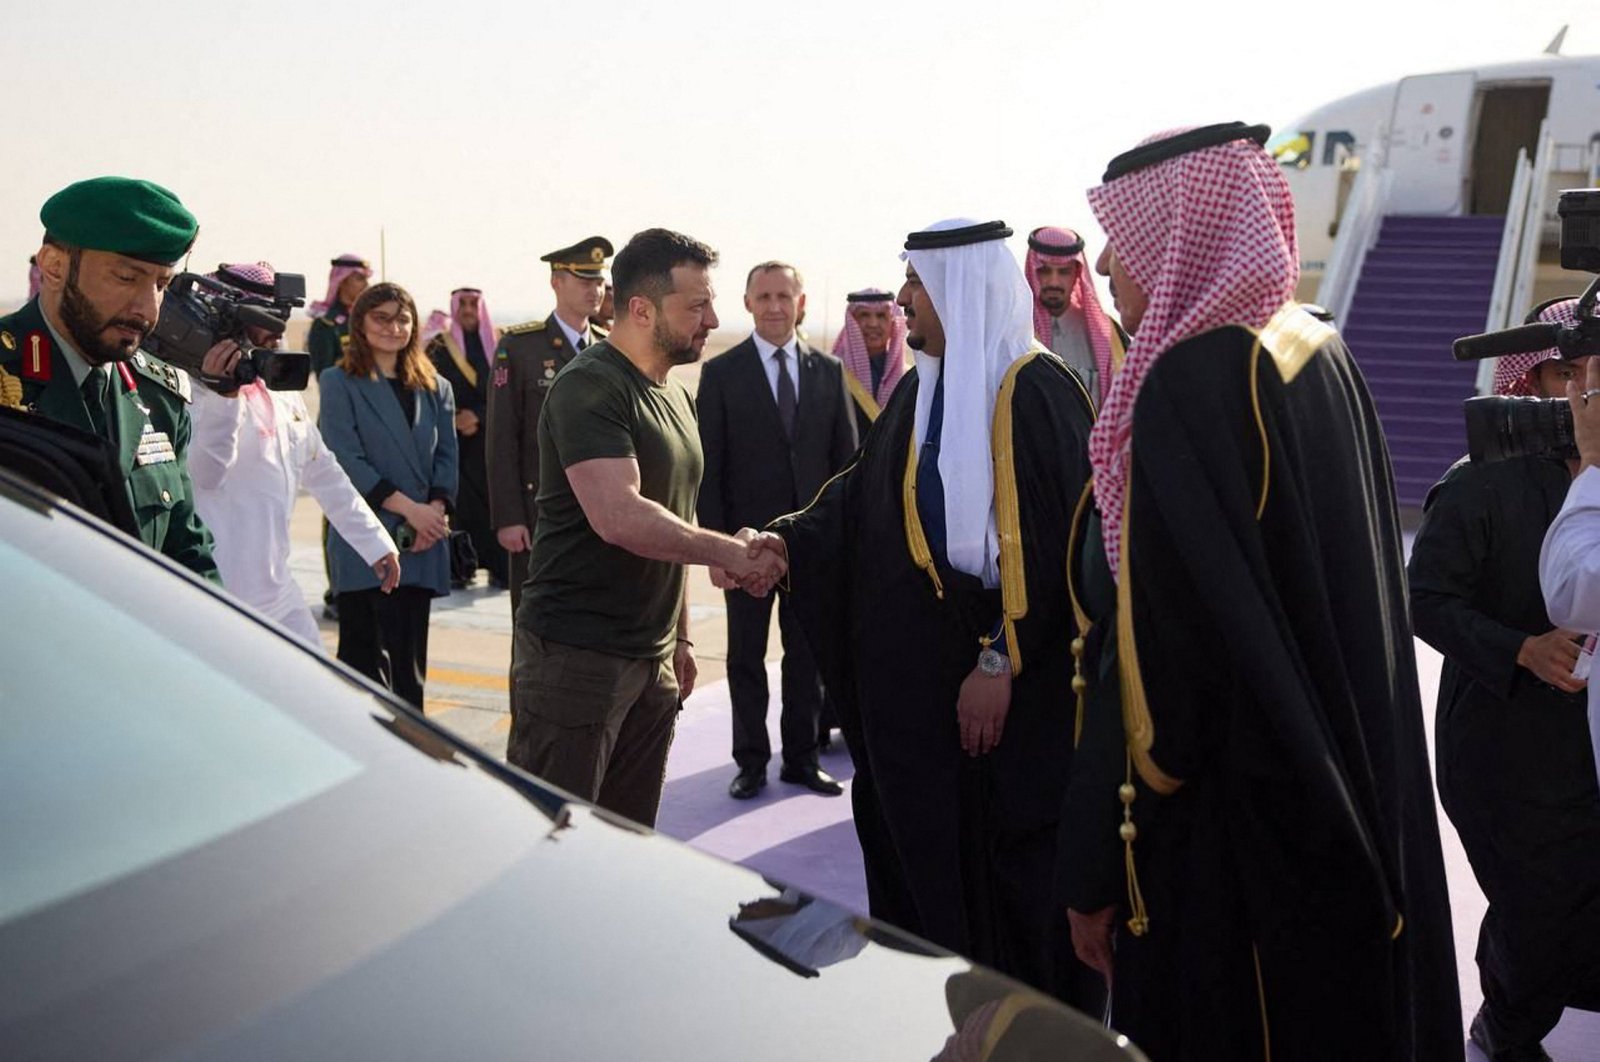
[906,331,925,351]
[1039,289,1069,315]
[60,274,148,365]
[654,317,702,365]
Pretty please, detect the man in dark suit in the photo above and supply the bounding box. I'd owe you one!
[485,236,612,615]
[698,261,858,799]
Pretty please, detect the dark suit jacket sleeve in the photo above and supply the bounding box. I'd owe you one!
[431,377,460,505]
[827,357,858,471]
[485,341,521,528]
[696,361,729,532]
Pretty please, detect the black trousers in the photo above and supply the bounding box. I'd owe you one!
[726,587,821,772]
[337,586,433,709]
[454,436,505,582]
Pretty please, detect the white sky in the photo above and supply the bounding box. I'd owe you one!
[2,0,1596,336]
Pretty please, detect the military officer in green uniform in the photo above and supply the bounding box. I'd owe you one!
[0,176,222,580]
[485,235,613,613]
[306,253,372,377]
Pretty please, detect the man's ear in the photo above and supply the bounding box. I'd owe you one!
[35,243,72,293]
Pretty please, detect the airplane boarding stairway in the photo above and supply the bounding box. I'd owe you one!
[1339,214,1506,511]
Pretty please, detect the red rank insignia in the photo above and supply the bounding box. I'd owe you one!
[116,361,137,391]
[21,331,51,381]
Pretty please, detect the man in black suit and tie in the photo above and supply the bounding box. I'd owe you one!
[698,261,858,799]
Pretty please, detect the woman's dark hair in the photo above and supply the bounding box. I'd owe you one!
[611,229,718,311]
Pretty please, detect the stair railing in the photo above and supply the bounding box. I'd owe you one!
[1476,121,1553,395]
[1317,137,1393,325]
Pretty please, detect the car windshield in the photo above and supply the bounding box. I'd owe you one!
[0,485,548,930]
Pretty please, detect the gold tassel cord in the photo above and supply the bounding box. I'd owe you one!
[1064,481,1095,747]
[1120,751,1149,936]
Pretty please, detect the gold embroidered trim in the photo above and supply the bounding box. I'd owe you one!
[843,371,880,423]
[902,431,945,600]
[439,332,479,390]
[1253,944,1273,1062]
[1249,334,1271,520]
[979,993,1046,1058]
[991,350,1041,676]
[1254,301,1333,384]
[1109,324,1127,377]
[1116,493,1184,796]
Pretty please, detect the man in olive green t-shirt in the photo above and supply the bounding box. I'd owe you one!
[506,229,786,827]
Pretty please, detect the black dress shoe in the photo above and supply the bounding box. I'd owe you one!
[729,768,766,800]
[779,764,843,796]
[1470,1007,1553,1062]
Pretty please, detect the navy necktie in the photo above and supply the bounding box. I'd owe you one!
[775,348,798,440]
[576,332,588,352]
[916,370,947,564]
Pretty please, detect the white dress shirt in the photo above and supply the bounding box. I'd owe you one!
[1538,464,1600,774]
[751,332,800,411]
[189,385,396,647]
[553,312,591,353]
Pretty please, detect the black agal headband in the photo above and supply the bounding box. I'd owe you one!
[1102,122,1272,182]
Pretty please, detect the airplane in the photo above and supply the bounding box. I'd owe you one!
[1267,29,1600,509]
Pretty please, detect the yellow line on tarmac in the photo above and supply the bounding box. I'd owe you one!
[426,666,508,692]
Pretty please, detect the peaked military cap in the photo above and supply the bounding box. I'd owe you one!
[541,236,614,278]
[40,176,198,265]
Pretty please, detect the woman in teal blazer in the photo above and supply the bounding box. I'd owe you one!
[318,282,458,708]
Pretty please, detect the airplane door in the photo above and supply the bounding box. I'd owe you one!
[1385,71,1476,213]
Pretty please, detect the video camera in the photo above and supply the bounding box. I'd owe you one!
[1454,189,1600,463]
[142,270,313,393]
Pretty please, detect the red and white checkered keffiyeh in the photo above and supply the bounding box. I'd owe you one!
[1025,227,1117,402]
[830,289,909,406]
[422,309,450,344]
[308,254,372,318]
[1086,127,1299,578]
[449,287,496,364]
[1492,298,1582,396]
[209,261,282,437]
[27,256,41,300]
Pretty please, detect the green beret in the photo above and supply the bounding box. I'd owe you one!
[39,176,198,266]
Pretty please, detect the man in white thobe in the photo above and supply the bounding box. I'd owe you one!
[188,262,399,647]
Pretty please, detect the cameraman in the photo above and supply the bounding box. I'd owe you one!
[188,262,400,648]
[1413,296,1600,1061]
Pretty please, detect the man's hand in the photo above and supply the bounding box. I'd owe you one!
[673,639,698,700]
[497,524,532,553]
[372,552,402,593]
[1517,627,1587,692]
[1566,359,1600,473]
[455,409,480,437]
[1068,906,1117,986]
[956,664,1011,756]
[406,499,450,552]
[725,528,787,597]
[200,340,244,394]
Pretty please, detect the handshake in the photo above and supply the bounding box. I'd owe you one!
[710,528,789,597]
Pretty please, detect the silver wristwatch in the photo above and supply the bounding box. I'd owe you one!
[977,646,1012,678]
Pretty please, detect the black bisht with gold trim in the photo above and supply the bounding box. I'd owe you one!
[1057,307,1462,1061]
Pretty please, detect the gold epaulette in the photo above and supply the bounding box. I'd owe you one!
[590,322,609,338]
[502,319,547,336]
[0,363,23,409]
